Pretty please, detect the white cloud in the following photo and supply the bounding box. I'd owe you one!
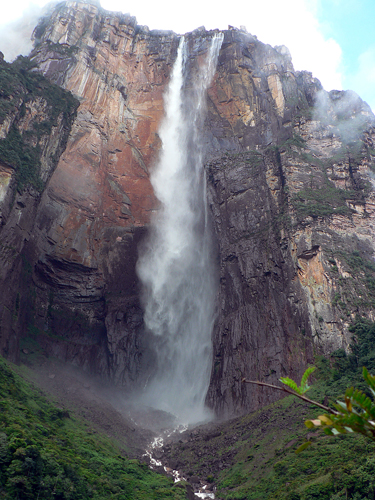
[345,45,375,112]
[103,0,344,91]
[0,3,44,61]
[229,0,343,91]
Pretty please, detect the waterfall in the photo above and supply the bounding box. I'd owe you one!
[136,34,223,424]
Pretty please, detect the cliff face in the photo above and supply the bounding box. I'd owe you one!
[0,54,78,360]
[19,2,179,384]
[203,33,375,415]
[1,1,375,417]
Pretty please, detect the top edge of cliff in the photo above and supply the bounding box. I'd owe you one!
[33,0,267,42]
[4,0,374,117]
[31,1,297,73]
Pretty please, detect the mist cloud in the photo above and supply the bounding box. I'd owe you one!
[0,5,43,61]
[1,0,345,94]
[345,45,375,113]
[313,88,373,144]
[104,0,344,92]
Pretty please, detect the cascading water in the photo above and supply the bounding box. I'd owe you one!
[136,34,223,424]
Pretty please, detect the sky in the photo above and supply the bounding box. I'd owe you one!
[0,0,374,111]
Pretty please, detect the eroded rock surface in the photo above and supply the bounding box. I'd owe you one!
[0,54,78,360]
[205,62,375,415]
[16,2,179,385]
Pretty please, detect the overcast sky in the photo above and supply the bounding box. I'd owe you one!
[0,0,374,111]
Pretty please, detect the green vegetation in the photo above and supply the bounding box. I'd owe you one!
[270,128,371,224]
[165,317,375,500]
[229,317,375,499]
[247,359,375,452]
[42,41,80,57]
[281,133,307,152]
[327,250,375,313]
[0,125,44,191]
[0,55,79,192]
[283,136,368,222]
[280,367,316,396]
[244,150,264,168]
[365,145,375,174]
[0,356,187,499]
[317,316,375,394]
[217,434,375,500]
[8,56,78,127]
[290,184,354,220]
[276,358,375,445]
[305,367,375,442]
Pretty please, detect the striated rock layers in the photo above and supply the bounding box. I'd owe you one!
[1,1,375,417]
[0,53,79,362]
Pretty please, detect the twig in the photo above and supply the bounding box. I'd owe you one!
[242,378,338,415]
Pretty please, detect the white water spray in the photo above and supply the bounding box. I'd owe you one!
[137,34,223,424]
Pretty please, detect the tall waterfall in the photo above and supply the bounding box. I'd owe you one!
[136,34,223,423]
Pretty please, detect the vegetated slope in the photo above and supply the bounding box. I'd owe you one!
[0,356,189,500]
[161,317,375,499]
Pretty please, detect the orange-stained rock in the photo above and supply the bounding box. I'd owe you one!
[17,1,182,384]
[31,2,179,269]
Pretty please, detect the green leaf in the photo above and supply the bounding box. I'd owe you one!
[279,377,300,393]
[318,415,333,425]
[299,366,316,393]
[345,396,352,412]
[305,419,321,428]
[305,420,315,429]
[335,401,348,411]
[295,441,312,454]
[363,367,375,392]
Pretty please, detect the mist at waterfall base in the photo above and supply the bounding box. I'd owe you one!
[136,35,223,425]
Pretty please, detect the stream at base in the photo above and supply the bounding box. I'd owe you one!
[144,423,215,499]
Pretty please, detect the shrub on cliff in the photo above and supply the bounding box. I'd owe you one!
[0,55,79,193]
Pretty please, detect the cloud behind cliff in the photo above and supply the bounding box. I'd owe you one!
[0,1,46,61]
[344,45,375,115]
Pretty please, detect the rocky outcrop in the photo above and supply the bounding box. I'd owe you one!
[12,2,180,384]
[1,2,375,418]
[204,43,375,415]
[0,54,78,359]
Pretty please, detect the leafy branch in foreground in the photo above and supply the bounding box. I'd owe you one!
[280,366,316,395]
[242,366,333,414]
[243,365,375,450]
[305,367,375,442]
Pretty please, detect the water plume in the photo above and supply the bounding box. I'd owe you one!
[136,34,223,424]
